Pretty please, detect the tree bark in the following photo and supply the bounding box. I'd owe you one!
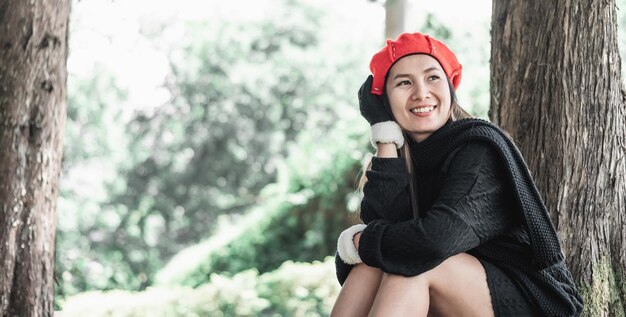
[0,0,70,316]
[490,0,626,315]
[385,0,407,40]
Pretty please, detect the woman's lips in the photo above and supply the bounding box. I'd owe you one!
[410,105,436,117]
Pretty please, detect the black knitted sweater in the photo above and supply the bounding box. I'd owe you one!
[335,118,583,316]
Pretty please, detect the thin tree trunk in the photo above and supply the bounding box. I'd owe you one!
[385,0,407,40]
[490,0,626,315]
[0,0,70,315]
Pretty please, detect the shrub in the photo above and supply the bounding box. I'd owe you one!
[59,257,340,317]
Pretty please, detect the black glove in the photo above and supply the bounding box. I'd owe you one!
[358,75,392,125]
[358,75,404,148]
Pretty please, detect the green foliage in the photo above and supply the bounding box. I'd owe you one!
[108,0,380,289]
[63,65,129,166]
[155,115,369,286]
[114,11,324,251]
[422,13,452,40]
[60,257,340,317]
[56,62,134,301]
[57,0,381,302]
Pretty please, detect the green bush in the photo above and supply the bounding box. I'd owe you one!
[59,257,340,317]
[155,115,369,286]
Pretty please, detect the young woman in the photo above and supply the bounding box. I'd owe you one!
[332,33,583,317]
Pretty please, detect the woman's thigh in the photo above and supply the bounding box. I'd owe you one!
[368,253,494,317]
[330,263,383,317]
[426,253,494,317]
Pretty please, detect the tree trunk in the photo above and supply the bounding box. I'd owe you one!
[490,1,626,315]
[385,0,407,40]
[0,0,70,315]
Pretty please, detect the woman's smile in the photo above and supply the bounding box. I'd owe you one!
[409,105,437,116]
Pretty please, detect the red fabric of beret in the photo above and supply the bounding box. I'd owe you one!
[369,32,462,95]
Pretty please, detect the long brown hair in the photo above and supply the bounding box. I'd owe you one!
[357,80,472,220]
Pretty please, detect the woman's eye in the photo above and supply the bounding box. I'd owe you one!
[428,75,440,81]
[396,80,411,86]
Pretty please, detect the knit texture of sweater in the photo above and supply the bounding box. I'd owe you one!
[335,118,583,316]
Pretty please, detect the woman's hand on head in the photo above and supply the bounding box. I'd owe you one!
[359,75,391,125]
[359,75,405,149]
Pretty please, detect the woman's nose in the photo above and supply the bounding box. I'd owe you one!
[411,83,429,100]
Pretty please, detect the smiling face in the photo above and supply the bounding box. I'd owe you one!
[385,54,452,143]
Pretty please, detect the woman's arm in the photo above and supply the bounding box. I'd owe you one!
[359,142,412,224]
[376,143,397,158]
[335,144,408,285]
[357,142,519,277]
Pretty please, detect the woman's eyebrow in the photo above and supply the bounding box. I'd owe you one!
[424,66,441,73]
[391,73,411,80]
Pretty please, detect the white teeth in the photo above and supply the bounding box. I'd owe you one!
[411,106,435,113]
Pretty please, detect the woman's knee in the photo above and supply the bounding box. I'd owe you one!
[378,270,431,295]
[349,262,384,279]
[331,264,384,317]
[342,263,384,290]
[431,253,482,276]
[369,272,430,316]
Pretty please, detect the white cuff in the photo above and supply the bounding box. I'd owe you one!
[371,121,404,149]
[337,224,367,265]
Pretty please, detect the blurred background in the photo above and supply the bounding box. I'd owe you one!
[55,0,626,315]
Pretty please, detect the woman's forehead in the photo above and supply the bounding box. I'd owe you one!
[389,54,444,75]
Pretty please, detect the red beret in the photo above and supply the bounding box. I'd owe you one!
[369,32,462,95]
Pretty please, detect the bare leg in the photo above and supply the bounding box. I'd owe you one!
[330,263,383,317]
[368,272,430,317]
[368,253,494,317]
[427,253,494,317]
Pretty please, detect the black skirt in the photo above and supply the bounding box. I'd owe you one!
[479,259,540,317]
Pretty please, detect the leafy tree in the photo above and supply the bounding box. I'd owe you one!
[108,0,336,286]
[155,117,368,286]
[56,0,380,299]
[56,65,134,300]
